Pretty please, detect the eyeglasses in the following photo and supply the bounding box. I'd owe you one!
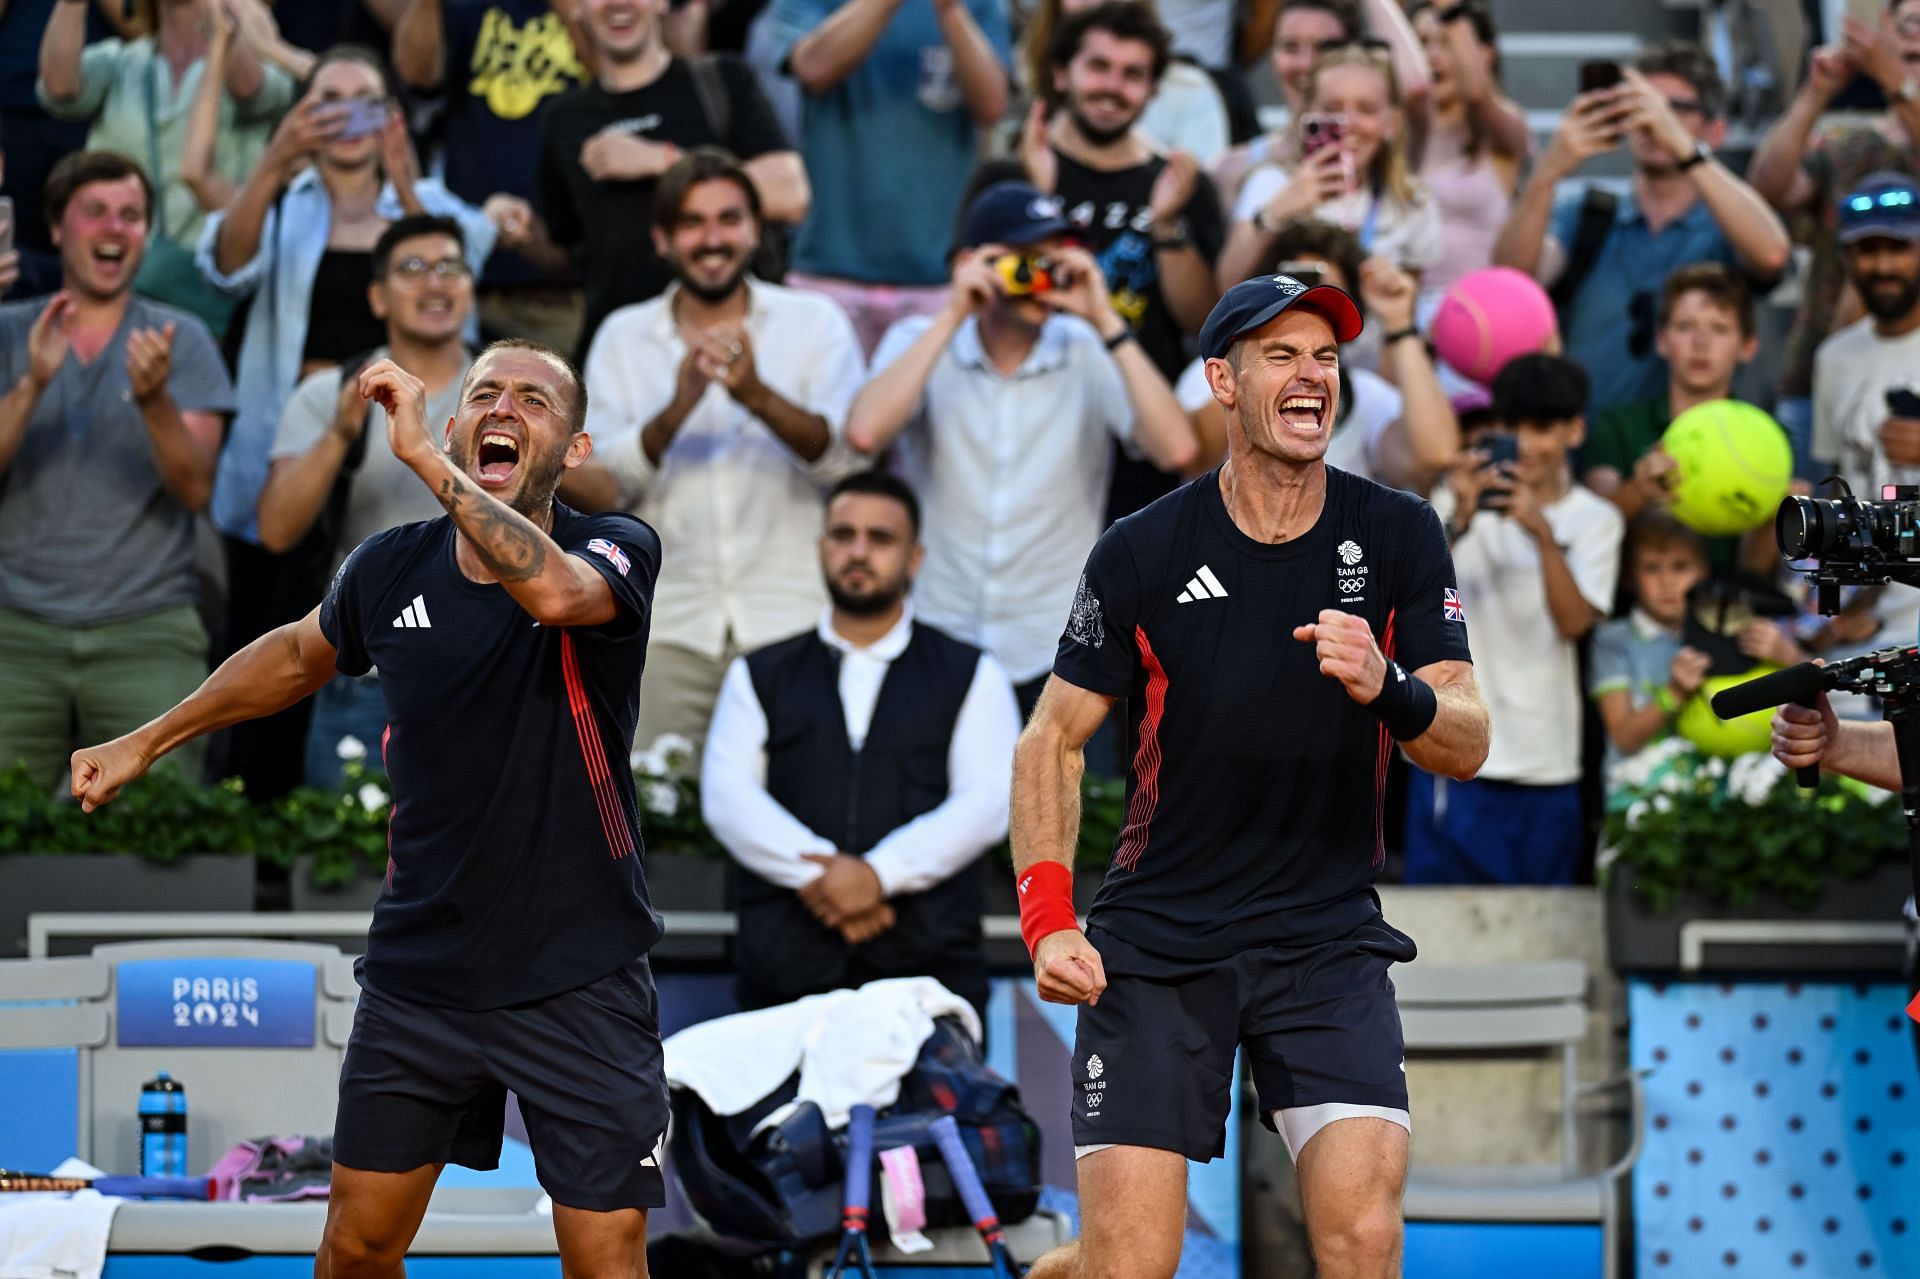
[390,256,471,281]
[1843,189,1920,217]
[1666,96,1705,116]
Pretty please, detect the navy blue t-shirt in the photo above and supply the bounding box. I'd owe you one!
[319,503,664,1009]
[1053,467,1472,961]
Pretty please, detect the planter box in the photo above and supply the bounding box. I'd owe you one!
[0,853,258,958]
[288,854,384,913]
[1606,864,1913,975]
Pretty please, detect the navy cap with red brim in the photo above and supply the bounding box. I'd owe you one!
[1199,274,1365,360]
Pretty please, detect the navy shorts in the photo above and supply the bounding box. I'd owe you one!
[333,955,668,1212]
[1069,918,1417,1162]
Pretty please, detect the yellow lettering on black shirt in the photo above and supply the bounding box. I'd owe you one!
[469,8,585,121]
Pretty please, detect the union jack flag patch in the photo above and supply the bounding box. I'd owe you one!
[587,538,631,577]
[1443,587,1465,622]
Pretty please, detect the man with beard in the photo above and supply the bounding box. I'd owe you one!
[1023,0,1223,520]
[701,470,1019,1016]
[567,149,867,752]
[69,339,669,1277]
[0,151,233,788]
[1013,274,1488,1279]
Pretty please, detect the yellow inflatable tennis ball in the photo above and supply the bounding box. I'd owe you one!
[1677,666,1781,758]
[1661,400,1793,537]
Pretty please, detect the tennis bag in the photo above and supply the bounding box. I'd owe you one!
[668,1016,1040,1249]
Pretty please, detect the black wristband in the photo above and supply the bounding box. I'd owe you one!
[1104,328,1135,351]
[1382,326,1422,346]
[1369,660,1439,741]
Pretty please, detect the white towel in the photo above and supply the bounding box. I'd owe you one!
[0,1189,121,1279]
[663,977,982,1127]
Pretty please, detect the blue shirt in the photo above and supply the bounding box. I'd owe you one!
[319,505,663,1008]
[196,169,497,542]
[763,0,1010,285]
[1551,185,1737,415]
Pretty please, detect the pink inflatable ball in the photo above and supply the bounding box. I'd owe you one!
[1430,267,1560,387]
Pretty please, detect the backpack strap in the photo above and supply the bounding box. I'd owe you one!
[1548,185,1620,315]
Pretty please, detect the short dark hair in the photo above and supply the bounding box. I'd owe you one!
[1491,353,1590,427]
[1048,1,1172,83]
[1279,0,1361,39]
[43,151,153,227]
[1658,262,1755,338]
[827,470,921,538]
[464,339,589,432]
[652,147,762,232]
[1265,219,1366,295]
[1634,39,1726,120]
[371,214,465,279]
[301,43,400,102]
[1624,508,1709,569]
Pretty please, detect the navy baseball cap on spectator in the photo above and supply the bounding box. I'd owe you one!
[1199,273,1364,360]
[1838,172,1920,245]
[961,182,1071,249]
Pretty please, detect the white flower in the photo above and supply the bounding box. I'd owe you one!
[1703,757,1727,779]
[630,748,648,773]
[357,783,390,813]
[641,779,679,818]
[636,732,698,777]
[1651,794,1673,813]
[1626,799,1651,831]
[336,735,367,762]
[1727,752,1786,806]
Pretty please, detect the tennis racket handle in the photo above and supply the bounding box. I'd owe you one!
[843,1104,875,1214]
[928,1116,999,1230]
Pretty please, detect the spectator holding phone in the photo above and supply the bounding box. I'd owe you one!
[1217,44,1439,310]
[1748,1,1920,477]
[1410,353,1621,884]
[37,0,296,336]
[1408,0,1527,296]
[194,45,496,796]
[1491,41,1788,415]
[845,181,1195,709]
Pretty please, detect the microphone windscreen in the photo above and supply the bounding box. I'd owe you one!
[1709,663,1826,721]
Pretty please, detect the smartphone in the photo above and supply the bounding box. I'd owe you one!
[1578,60,1622,95]
[1275,259,1329,289]
[1886,388,1920,419]
[333,97,390,141]
[1475,431,1520,511]
[0,197,13,260]
[1299,112,1348,155]
[992,253,1059,296]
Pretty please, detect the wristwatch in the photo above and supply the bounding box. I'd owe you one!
[1675,139,1711,173]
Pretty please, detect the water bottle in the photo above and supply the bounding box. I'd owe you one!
[138,1072,187,1177]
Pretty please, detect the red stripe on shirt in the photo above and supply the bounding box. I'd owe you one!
[1114,627,1170,872]
[561,633,635,859]
[1374,609,1397,871]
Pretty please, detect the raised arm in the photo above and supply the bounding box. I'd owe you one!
[1435,4,1526,158]
[126,323,222,511]
[933,0,1007,125]
[392,0,446,88]
[72,608,340,809]
[1010,675,1113,1006]
[787,0,903,94]
[213,98,344,276]
[1362,258,1456,488]
[742,152,811,224]
[845,252,992,453]
[365,360,621,628]
[1360,0,1428,106]
[1491,91,1617,279]
[38,0,90,106]
[1747,46,1847,211]
[182,16,239,212]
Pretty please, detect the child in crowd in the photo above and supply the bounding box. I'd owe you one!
[1405,353,1623,885]
[1589,511,1712,784]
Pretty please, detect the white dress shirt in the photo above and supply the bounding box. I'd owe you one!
[700,606,1021,895]
[873,312,1134,683]
[585,280,870,659]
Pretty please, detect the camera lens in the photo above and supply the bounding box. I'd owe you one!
[1776,496,1818,560]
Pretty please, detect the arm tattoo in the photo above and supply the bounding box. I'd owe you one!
[437,473,549,581]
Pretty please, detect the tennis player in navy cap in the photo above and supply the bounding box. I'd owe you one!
[1011,276,1491,1279]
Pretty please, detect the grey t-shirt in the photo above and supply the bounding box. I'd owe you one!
[269,349,466,575]
[0,296,235,625]
[1588,609,1684,780]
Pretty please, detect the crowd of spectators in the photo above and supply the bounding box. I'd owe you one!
[6,0,1920,982]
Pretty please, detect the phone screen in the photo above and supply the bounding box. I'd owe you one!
[1578,60,1622,95]
[334,98,390,141]
[1300,113,1347,155]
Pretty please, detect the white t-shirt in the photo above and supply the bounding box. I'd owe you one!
[1233,164,1442,278]
[1174,358,1403,484]
[1138,62,1231,165]
[1432,482,1624,784]
[1810,314,1920,490]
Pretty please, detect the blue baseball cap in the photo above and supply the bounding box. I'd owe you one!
[961,181,1071,250]
[1838,171,1920,245]
[1199,273,1365,360]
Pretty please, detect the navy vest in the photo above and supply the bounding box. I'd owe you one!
[735,620,988,1012]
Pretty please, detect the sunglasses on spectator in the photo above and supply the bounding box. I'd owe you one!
[1843,189,1920,217]
[389,256,471,281]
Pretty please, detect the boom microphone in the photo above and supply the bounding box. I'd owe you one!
[1709,662,1826,721]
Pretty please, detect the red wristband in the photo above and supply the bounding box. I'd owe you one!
[1017,861,1078,958]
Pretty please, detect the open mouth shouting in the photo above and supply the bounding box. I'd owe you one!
[91,240,131,282]
[474,428,522,488]
[1277,391,1328,433]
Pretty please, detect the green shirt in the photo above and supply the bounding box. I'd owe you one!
[37,39,293,248]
